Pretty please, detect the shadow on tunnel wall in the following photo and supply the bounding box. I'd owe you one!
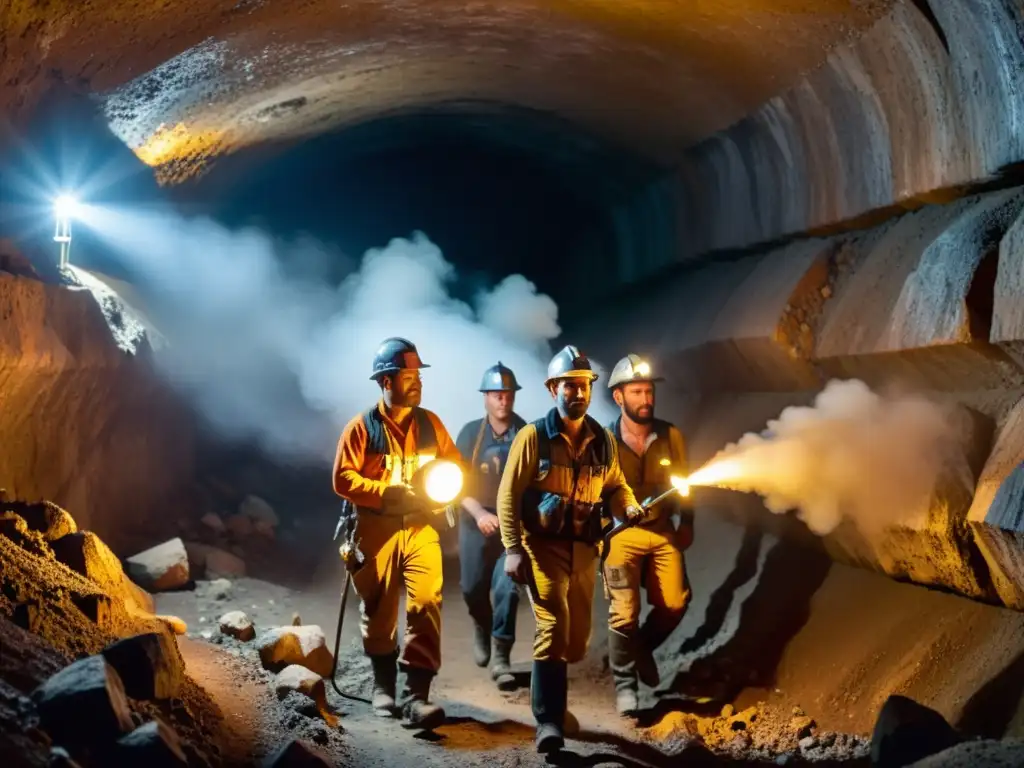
[956,649,1024,739]
[666,531,833,707]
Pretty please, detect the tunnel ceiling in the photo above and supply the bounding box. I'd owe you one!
[5,0,894,182]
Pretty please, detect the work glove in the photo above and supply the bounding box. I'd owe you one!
[380,485,423,516]
[624,505,646,524]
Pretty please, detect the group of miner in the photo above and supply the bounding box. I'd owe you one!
[332,337,694,754]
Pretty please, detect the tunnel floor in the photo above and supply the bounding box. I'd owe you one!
[147,511,1024,767]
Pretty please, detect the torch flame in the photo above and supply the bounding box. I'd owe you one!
[670,475,691,498]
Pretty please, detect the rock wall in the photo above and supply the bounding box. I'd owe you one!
[574,185,1024,607]
[670,0,1024,260]
[0,268,196,554]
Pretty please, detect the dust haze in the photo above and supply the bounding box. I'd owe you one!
[83,208,616,463]
[690,379,965,536]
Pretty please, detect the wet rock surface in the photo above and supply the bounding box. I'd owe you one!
[125,538,191,592]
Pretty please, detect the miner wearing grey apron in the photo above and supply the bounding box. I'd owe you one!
[455,362,527,688]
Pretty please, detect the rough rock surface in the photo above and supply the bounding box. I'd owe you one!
[101,631,185,701]
[0,271,196,553]
[967,397,1024,608]
[31,654,135,748]
[262,739,332,767]
[125,538,191,592]
[256,626,333,678]
[870,695,963,768]
[50,531,157,615]
[240,495,279,528]
[909,739,1024,767]
[115,718,188,767]
[0,501,77,541]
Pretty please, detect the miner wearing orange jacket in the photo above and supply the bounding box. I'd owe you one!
[332,337,461,732]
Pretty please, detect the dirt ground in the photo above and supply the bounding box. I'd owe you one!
[150,512,1024,767]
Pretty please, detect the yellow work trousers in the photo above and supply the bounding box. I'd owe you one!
[350,513,443,672]
[603,524,690,637]
[523,535,598,663]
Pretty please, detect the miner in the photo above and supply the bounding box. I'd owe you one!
[332,337,461,731]
[497,344,643,753]
[603,354,692,716]
[455,362,528,688]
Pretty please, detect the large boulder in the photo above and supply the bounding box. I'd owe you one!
[50,531,156,614]
[31,655,134,749]
[256,626,333,678]
[125,538,190,592]
[101,630,184,701]
[183,542,246,579]
[240,495,279,527]
[967,397,1024,608]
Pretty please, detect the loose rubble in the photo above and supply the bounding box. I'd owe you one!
[219,610,256,641]
[257,625,333,678]
[115,718,188,767]
[125,538,191,592]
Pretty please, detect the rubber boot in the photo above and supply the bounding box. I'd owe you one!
[473,621,491,668]
[400,667,446,731]
[607,630,640,716]
[532,660,567,753]
[490,637,515,689]
[369,652,399,718]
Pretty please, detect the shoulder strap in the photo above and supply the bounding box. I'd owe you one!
[363,407,387,456]
[531,417,552,466]
[415,408,438,452]
[469,418,487,467]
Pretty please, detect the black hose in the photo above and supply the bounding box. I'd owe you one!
[328,571,371,704]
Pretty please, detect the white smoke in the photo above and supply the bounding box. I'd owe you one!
[690,379,965,536]
[83,207,616,462]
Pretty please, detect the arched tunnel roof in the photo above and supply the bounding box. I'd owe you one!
[3,0,894,183]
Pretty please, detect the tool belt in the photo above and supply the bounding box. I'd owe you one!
[522,489,605,545]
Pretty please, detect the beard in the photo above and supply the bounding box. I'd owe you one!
[393,388,422,407]
[625,403,654,425]
[561,398,589,421]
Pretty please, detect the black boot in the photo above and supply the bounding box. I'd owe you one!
[608,630,640,716]
[532,660,568,753]
[369,652,399,717]
[400,666,446,731]
[473,622,491,668]
[490,637,515,690]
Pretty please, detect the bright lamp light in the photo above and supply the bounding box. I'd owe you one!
[422,460,464,504]
[54,194,80,220]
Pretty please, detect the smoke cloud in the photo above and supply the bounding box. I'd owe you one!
[82,208,616,463]
[690,379,964,536]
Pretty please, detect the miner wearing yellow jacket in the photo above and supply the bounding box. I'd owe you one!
[332,337,461,732]
[497,345,642,753]
[603,354,692,716]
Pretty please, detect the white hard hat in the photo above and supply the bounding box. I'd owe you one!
[607,354,665,389]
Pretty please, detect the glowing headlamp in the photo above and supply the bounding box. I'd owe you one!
[414,459,464,504]
[635,361,650,377]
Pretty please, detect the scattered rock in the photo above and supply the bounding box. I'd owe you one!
[257,625,333,677]
[125,538,190,592]
[291,613,302,627]
[101,630,184,701]
[32,655,134,748]
[254,519,276,539]
[821,285,832,299]
[871,695,963,768]
[185,542,247,578]
[48,746,82,767]
[275,665,327,703]
[208,578,233,600]
[115,718,187,767]
[157,615,188,635]
[799,736,817,750]
[0,511,29,543]
[241,494,279,527]
[791,715,816,739]
[50,531,155,614]
[262,738,331,767]
[200,513,226,534]
[226,515,255,537]
[220,610,256,642]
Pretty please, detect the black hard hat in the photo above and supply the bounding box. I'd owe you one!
[369,337,430,380]
[479,361,522,392]
[545,345,599,385]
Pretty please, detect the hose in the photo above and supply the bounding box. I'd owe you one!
[328,570,371,704]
